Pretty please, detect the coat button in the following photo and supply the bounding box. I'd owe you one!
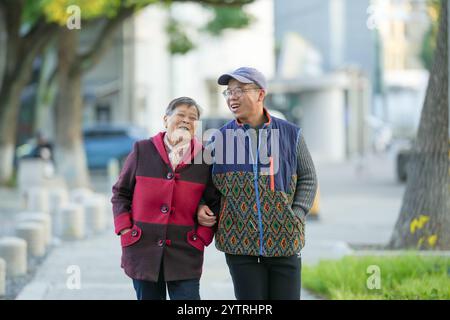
[192,234,197,241]
[157,240,164,247]
[161,205,169,213]
[166,172,174,180]
[131,230,138,237]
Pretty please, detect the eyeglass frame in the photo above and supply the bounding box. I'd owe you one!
[222,86,262,99]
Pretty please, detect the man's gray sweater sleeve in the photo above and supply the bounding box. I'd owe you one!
[292,133,318,219]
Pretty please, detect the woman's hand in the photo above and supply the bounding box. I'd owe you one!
[197,204,216,227]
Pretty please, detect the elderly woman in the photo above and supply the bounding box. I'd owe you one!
[111,97,219,300]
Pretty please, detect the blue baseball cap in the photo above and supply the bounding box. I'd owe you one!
[218,67,267,90]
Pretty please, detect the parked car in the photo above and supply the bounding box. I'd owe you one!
[83,125,149,169]
[201,116,232,132]
[392,138,413,183]
[16,125,149,170]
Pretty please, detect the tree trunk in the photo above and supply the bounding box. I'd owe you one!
[0,38,40,184]
[0,5,6,90]
[52,11,137,188]
[0,2,22,184]
[34,46,57,139]
[0,2,57,185]
[389,0,449,250]
[54,28,90,188]
[0,77,28,183]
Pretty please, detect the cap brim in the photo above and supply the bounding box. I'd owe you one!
[218,73,254,85]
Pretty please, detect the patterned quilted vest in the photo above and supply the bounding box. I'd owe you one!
[211,111,305,257]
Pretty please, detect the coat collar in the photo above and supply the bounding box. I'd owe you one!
[151,132,203,169]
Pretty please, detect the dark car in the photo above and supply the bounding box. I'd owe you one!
[395,139,413,183]
[16,125,149,170]
[83,125,149,169]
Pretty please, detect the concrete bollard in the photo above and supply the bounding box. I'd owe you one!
[48,188,69,237]
[70,188,93,205]
[25,187,49,214]
[84,195,107,234]
[16,212,52,247]
[108,158,120,188]
[15,222,46,258]
[104,194,113,228]
[17,158,49,196]
[0,257,5,297]
[49,188,69,213]
[0,237,27,276]
[59,204,85,240]
[97,194,111,228]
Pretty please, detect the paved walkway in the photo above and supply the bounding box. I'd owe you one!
[302,153,405,265]
[16,227,318,300]
[10,152,405,300]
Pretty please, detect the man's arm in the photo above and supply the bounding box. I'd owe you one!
[202,166,221,215]
[197,166,220,227]
[292,133,318,219]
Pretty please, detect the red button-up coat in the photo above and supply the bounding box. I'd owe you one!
[111,132,219,282]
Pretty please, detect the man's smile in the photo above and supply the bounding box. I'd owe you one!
[230,103,240,112]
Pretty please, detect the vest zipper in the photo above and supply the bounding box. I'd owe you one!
[249,129,264,257]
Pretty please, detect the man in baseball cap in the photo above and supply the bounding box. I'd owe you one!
[197,66,318,300]
[215,67,268,127]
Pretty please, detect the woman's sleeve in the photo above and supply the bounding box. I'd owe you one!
[111,142,139,235]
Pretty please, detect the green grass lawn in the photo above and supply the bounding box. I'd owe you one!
[302,254,450,300]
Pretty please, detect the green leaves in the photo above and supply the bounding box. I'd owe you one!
[22,0,44,25]
[204,6,254,36]
[420,0,441,70]
[166,17,195,55]
[166,1,255,55]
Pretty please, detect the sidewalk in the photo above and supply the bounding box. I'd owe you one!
[302,152,405,265]
[14,152,404,300]
[16,227,318,300]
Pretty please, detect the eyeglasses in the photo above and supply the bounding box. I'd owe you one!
[222,87,261,99]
